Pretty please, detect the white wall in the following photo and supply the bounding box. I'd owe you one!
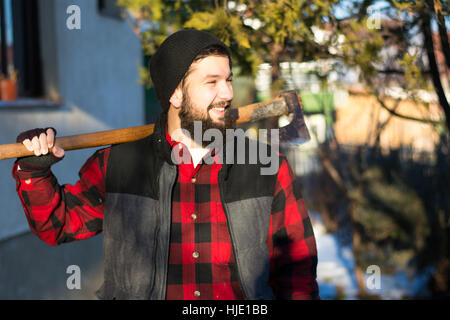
[0,0,144,240]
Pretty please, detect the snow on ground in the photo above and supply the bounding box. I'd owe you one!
[310,212,358,299]
[368,269,433,299]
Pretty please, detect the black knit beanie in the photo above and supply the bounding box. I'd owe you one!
[149,29,231,112]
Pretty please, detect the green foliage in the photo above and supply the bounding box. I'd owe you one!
[398,51,434,103]
[340,19,385,80]
[118,0,356,85]
[137,63,152,89]
[390,0,415,10]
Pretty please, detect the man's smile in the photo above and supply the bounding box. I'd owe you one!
[208,102,230,120]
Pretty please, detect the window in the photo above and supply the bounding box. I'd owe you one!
[98,0,124,20]
[0,0,44,99]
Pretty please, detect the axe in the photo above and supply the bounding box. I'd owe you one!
[0,90,310,160]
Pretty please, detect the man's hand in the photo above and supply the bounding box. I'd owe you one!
[17,128,65,158]
[16,128,65,171]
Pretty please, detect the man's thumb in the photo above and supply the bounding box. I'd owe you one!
[52,146,65,158]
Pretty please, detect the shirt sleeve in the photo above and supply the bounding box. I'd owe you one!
[11,147,110,246]
[267,156,320,300]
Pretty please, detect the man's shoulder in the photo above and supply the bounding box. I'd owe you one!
[108,133,158,159]
[106,133,161,171]
[104,133,162,195]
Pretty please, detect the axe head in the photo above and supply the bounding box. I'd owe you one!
[276,90,311,145]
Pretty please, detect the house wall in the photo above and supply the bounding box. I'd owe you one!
[0,0,144,241]
[0,0,144,299]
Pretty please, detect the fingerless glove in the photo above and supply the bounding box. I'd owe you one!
[16,127,63,171]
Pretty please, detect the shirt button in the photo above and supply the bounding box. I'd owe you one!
[191,177,196,183]
[192,251,199,259]
[194,290,201,298]
[190,214,197,221]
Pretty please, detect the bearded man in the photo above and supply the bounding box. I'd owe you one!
[12,29,319,300]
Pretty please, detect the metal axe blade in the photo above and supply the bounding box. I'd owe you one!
[278,90,311,144]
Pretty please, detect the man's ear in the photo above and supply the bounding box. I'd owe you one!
[169,86,183,109]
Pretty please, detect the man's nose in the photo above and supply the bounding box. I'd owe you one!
[218,80,233,101]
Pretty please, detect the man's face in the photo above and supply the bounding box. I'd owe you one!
[179,55,234,140]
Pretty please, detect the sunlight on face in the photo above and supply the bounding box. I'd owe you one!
[182,55,234,125]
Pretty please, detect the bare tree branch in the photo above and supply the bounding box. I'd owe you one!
[373,91,444,125]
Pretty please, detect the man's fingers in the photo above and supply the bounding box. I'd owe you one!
[23,139,34,152]
[18,128,60,157]
[31,136,41,156]
[39,133,49,155]
[46,128,55,148]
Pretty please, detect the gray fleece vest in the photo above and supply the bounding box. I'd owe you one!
[96,113,279,300]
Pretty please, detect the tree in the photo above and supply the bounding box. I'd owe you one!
[342,0,450,131]
[119,0,448,131]
[119,0,342,91]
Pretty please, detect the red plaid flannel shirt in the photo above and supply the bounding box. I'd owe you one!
[12,129,319,300]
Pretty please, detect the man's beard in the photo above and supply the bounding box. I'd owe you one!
[179,89,235,148]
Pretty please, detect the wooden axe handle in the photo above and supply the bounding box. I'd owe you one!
[0,94,295,160]
[0,124,155,160]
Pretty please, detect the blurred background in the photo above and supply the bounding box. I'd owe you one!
[0,0,448,299]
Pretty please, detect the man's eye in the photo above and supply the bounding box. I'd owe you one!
[207,81,216,84]
[227,78,233,82]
